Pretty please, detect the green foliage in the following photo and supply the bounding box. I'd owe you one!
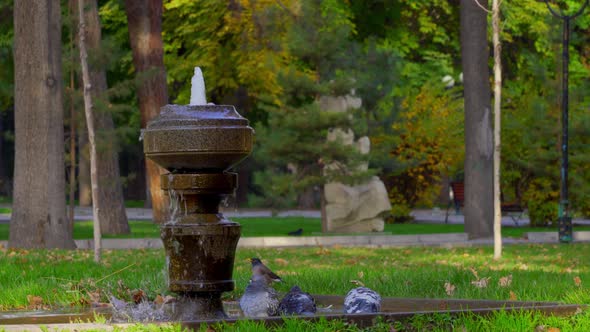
[250,0,382,209]
[376,81,464,221]
[163,0,291,120]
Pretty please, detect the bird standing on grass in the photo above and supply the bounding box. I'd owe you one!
[250,257,282,284]
[278,285,317,316]
[343,287,382,314]
[239,274,280,318]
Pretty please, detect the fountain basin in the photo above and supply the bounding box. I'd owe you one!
[0,296,583,328]
[143,105,253,172]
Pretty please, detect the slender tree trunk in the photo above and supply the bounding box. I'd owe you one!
[125,0,169,223]
[10,0,76,249]
[78,0,102,262]
[68,0,77,233]
[78,125,92,206]
[460,0,494,239]
[492,0,502,259]
[83,0,129,234]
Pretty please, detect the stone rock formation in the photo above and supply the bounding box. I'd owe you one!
[319,94,391,233]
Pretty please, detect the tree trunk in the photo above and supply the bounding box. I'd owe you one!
[492,0,502,259]
[460,0,494,239]
[83,0,129,234]
[125,0,169,223]
[78,123,92,206]
[78,0,102,262]
[10,0,76,249]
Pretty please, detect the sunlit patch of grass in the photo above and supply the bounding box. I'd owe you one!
[1,244,589,310]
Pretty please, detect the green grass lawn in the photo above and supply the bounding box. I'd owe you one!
[0,244,589,330]
[0,218,588,240]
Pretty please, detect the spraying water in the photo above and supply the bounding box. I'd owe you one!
[189,67,207,105]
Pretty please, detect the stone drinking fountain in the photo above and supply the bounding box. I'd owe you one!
[142,67,253,319]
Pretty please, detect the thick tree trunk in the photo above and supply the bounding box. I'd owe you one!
[460,0,494,239]
[125,0,169,223]
[10,0,76,249]
[83,0,129,234]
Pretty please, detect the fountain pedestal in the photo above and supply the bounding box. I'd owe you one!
[143,105,253,319]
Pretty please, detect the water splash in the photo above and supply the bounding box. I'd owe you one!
[167,174,179,225]
[110,300,170,323]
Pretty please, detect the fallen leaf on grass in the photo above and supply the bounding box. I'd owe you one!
[131,289,146,304]
[468,267,479,280]
[509,291,517,301]
[574,276,582,287]
[498,275,512,287]
[471,277,491,288]
[357,271,364,279]
[444,282,456,296]
[154,295,165,305]
[87,291,101,304]
[349,280,365,287]
[315,247,330,256]
[27,295,43,307]
[274,258,289,266]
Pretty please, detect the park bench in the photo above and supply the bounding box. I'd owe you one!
[444,181,526,226]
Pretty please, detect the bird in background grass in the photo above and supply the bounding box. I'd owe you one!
[250,257,282,284]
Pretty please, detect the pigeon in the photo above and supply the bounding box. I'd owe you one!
[250,257,282,284]
[278,285,317,316]
[239,274,280,318]
[343,287,382,314]
[288,228,303,236]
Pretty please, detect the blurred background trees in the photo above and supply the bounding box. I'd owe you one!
[1,0,590,238]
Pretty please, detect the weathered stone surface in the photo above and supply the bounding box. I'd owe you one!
[325,176,391,233]
[321,92,390,233]
[143,104,253,171]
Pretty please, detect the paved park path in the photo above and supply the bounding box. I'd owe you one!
[1,206,590,248]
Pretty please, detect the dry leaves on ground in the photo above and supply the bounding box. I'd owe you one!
[131,289,147,304]
[444,282,456,296]
[26,295,43,307]
[274,258,289,266]
[469,267,490,288]
[574,276,582,287]
[349,280,365,287]
[498,275,512,287]
[471,277,491,288]
[509,291,517,301]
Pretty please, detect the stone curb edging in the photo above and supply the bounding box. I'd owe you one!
[1,232,589,250]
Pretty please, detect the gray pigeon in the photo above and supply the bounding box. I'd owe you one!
[250,257,282,284]
[343,287,382,314]
[278,285,317,316]
[239,274,280,318]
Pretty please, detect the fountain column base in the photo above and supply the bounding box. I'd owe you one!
[168,293,227,320]
[160,172,241,319]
